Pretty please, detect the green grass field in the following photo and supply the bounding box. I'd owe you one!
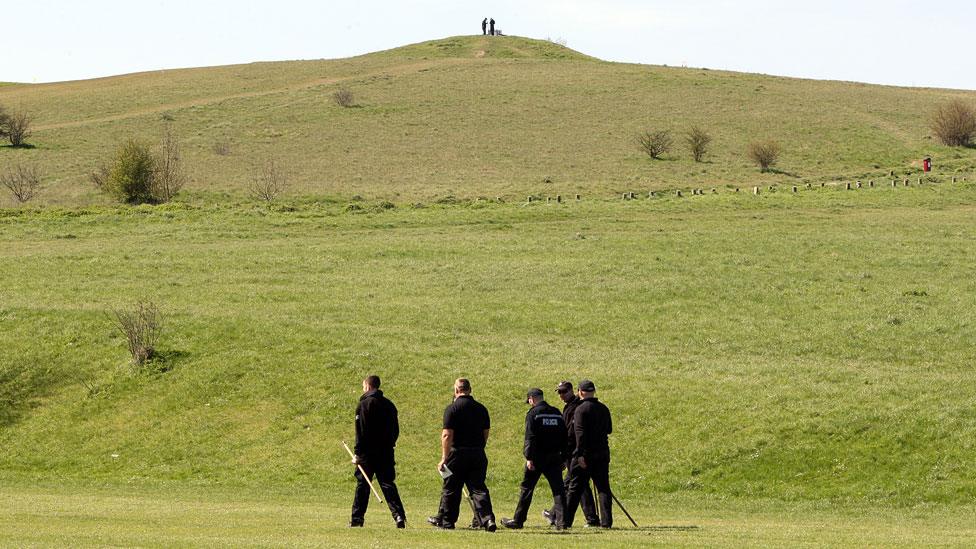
[3,35,976,547]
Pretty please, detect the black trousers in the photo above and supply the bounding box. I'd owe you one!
[564,456,613,528]
[512,454,565,526]
[350,455,406,524]
[436,448,495,526]
[549,460,599,525]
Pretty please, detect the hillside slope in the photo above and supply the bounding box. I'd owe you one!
[0,35,974,205]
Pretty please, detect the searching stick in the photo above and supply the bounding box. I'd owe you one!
[611,492,638,528]
[341,441,383,503]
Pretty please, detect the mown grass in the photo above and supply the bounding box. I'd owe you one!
[1,36,974,205]
[2,482,976,547]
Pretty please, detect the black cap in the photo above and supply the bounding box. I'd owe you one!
[578,379,596,392]
[556,381,573,393]
[526,388,544,403]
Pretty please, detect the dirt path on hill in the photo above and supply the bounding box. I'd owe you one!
[33,59,474,132]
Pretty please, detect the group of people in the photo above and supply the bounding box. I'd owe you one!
[349,376,615,531]
[481,18,499,36]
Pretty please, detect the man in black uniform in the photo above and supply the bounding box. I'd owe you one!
[544,381,600,527]
[428,378,497,531]
[501,388,567,529]
[481,17,487,35]
[489,18,495,36]
[350,375,406,528]
[563,379,614,529]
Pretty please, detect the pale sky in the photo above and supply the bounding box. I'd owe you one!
[4,0,974,90]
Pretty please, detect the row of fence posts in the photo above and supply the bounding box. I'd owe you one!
[522,175,970,203]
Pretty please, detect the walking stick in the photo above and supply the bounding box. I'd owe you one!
[611,492,638,528]
[342,441,383,503]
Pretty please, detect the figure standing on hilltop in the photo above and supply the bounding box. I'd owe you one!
[489,18,496,36]
[482,18,487,35]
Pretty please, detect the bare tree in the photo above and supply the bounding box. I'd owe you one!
[1,165,41,203]
[333,88,355,108]
[747,140,782,172]
[152,125,187,202]
[113,301,162,366]
[248,158,288,202]
[4,111,33,147]
[931,99,976,147]
[685,126,712,162]
[636,129,673,159]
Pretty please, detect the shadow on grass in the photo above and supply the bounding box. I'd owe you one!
[765,168,801,178]
[0,143,37,150]
[0,362,56,427]
[514,524,701,536]
[141,349,190,375]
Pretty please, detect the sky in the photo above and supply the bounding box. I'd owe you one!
[4,0,975,90]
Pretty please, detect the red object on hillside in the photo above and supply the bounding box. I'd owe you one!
[923,157,932,172]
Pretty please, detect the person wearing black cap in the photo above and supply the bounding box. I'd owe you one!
[428,378,497,532]
[544,381,600,527]
[501,388,567,529]
[481,17,487,35]
[350,375,407,528]
[489,18,495,36]
[563,379,614,528]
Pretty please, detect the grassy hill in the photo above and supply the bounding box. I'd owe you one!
[3,35,976,546]
[1,35,974,206]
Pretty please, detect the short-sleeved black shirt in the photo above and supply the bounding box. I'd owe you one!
[443,395,491,449]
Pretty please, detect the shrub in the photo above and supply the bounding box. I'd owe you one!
[636,130,673,159]
[93,130,187,204]
[685,126,712,162]
[113,301,162,366]
[931,99,976,147]
[100,139,157,203]
[212,141,232,156]
[1,164,41,203]
[747,140,782,172]
[333,88,355,108]
[152,125,186,203]
[1,110,32,147]
[248,158,288,202]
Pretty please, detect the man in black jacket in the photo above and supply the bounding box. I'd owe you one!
[350,375,406,528]
[501,388,567,529]
[428,378,497,531]
[563,379,614,528]
[544,381,600,527]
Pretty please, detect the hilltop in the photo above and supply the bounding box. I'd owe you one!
[0,35,973,205]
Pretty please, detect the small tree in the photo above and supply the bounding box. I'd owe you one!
[248,158,288,202]
[1,165,41,203]
[100,139,157,204]
[152,125,186,202]
[113,301,162,366]
[4,112,33,147]
[931,99,976,147]
[685,126,712,162]
[747,140,782,172]
[636,130,673,159]
[333,88,355,108]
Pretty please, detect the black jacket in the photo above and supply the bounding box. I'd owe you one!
[573,397,612,460]
[354,390,399,458]
[562,396,583,457]
[523,401,567,462]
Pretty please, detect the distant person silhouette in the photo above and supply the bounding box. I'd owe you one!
[489,18,495,36]
[482,18,487,35]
